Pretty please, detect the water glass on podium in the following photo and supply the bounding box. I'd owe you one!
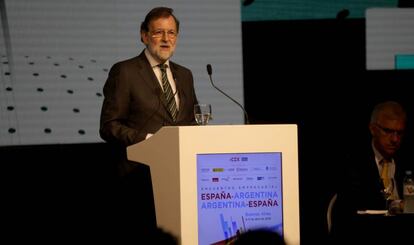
[194,104,211,125]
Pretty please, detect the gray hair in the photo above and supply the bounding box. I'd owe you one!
[370,101,407,124]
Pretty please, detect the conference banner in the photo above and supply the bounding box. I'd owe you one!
[197,152,283,245]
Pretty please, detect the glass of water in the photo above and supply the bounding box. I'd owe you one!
[194,104,211,125]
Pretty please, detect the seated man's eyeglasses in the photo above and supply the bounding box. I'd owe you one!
[375,123,405,137]
[150,29,177,39]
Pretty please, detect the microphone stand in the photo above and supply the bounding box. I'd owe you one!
[207,64,250,124]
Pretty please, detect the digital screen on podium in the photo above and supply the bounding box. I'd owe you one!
[196,152,283,245]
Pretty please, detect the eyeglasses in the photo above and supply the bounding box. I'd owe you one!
[150,29,177,39]
[375,123,405,137]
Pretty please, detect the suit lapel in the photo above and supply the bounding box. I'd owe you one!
[134,52,173,120]
[135,52,162,93]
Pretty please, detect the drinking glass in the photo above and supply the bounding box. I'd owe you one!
[381,178,395,216]
[194,104,211,125]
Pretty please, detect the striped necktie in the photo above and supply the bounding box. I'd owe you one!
[158,64,178,121]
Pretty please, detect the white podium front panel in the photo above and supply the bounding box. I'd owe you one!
[127,124,300,245]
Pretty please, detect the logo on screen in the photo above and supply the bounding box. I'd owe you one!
[201,168,210,173]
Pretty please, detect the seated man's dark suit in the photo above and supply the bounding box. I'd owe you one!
[330,143,407,243]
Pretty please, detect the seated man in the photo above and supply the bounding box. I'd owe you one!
[331,101,409,242]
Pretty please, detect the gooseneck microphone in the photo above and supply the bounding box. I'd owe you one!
[206,64,250,124]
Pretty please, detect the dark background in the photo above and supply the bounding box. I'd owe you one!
[243,18,414,243]
[2,17,414,243]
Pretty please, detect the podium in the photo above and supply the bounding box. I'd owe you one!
[127,124,300,245]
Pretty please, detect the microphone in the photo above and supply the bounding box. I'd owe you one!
[206,64,249,124]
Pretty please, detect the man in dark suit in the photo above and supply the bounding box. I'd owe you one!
[100,6,198,147]
[331,101,408,242]
[98,7,198,234]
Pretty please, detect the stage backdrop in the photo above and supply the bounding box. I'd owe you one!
[0,0,243,145]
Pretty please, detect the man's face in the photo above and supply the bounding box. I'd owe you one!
[141,16,178,64]
[370,115,406,159]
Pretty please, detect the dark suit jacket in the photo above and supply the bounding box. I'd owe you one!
[336,146,405,212]
[99,50,198,146]
[331,143,407,241]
